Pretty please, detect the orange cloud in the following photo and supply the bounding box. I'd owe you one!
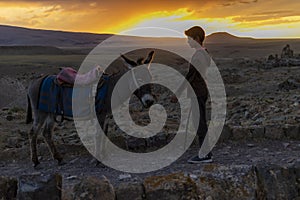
[0,0,299,38]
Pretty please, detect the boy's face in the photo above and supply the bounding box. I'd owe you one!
[187,36,201,48]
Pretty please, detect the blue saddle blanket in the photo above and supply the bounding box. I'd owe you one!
[38,75,109,118]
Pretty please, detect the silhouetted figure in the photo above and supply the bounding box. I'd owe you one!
[281,44,294,58]
[171,26,212,164]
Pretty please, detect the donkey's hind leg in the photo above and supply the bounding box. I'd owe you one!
[29,123,42,167]
[42,114,63,165]
[28,111,47,167]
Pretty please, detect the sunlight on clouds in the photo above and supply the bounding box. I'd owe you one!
[232,20,300,38]
[114,8,300,38]
[111,9,240,37]
[0,1,299,38]
[0,4,63,26]
[0,2,109,32]
[230,15,300,38]
[104,8,193,35]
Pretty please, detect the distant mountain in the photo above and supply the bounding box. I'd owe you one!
[206,32,254,43]
[0,25,112,47]
[0,25,257,47]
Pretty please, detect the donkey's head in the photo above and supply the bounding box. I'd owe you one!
[121,51,155,108]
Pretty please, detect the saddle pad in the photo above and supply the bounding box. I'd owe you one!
[57,67,77,85]
[38,75,109,118]
[57,67,101,86]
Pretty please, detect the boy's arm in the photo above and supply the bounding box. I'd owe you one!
[173,65,194,97]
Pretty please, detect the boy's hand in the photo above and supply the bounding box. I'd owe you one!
[96,65,104,76]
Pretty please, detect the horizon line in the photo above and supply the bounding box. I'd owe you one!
[1,23,300,40]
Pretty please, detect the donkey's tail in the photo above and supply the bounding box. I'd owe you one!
[26,94,33,124]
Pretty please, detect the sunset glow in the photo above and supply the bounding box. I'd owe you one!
[0,0,299,38]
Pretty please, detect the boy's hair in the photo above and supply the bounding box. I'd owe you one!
[185,26,205,45]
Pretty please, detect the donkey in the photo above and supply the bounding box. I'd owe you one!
[26,51,155,167]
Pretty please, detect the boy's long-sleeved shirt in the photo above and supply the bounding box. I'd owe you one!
[183,47,211,99]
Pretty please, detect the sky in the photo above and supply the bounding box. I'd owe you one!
[0,0,299,38]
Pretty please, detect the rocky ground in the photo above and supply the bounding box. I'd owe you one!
[0,53,299,199]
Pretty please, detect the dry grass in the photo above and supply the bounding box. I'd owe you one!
[0,77,27,108]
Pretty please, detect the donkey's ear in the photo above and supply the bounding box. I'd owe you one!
[121,54,137,69]
[143,51,155,64]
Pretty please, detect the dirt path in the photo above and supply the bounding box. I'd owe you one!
[0,117,299,188]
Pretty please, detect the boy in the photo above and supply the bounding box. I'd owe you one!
[171,26,212,163]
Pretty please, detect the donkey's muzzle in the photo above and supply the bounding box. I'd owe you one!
[142,94,155,108]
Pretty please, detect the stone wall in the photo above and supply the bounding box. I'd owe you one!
[1,163,299,200]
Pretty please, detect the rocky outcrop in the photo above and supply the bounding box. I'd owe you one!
[144,173,198,200]
[252,44,300,68]
[142,164,300,200]
[72,176,115,200]
[115,182,145,200]
[0,176,17,200]
[1,163,300,199]
[17,173,62,200]
[220,124,300,141]
[132,163,300,199]
[196,165,257,200]
[281,44,294,59]
[278,77,300,91]
[255,163,300,200]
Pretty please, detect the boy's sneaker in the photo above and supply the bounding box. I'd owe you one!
[188,152,212,164]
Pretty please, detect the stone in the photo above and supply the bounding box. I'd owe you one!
[115,182,144,200]
[118,174,132,181]
[247,143,255,148]
[255,164,299,200]
[144,172,198,200]
[231,126,251,140]
[17,173,62,200]
[249,126,265,138]
[6,115,14,121]
[283,125,299,139]
[72,176,115,200]
[0,176,18,200]
[278,77,300,91]
[66,175,77,180]
[268,54,275,61]
[189,174,198,180]
[196,165,257,200]
[218,124,232,142]
[2,107,9,111]
[265,125,284,139]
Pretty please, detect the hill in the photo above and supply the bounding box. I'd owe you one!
[206,32,254,43]
[1,24,300,50]
[0,25,261,47]
[0,25,112,47]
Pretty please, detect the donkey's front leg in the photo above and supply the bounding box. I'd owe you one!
[94,112,108,167]
[42,116,63,165]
